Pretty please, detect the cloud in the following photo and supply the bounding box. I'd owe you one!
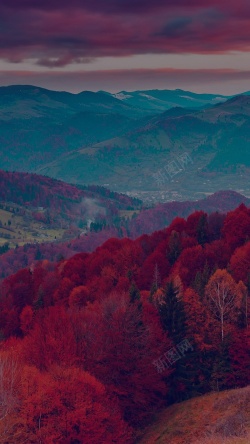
[158,17,193,38]
[1,0,247,15]
[0,1,249,66]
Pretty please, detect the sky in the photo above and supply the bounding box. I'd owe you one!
[0,0,249,94]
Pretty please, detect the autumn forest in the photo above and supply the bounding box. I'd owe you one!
[0,202,249,443]
[1,0,250,440]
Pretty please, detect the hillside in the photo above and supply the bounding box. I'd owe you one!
[0,170,141,249]
[0,86,250,200]
[0,85,148,172]
[38,95,250,198]
[128,190,250,236]
[0,85,236,182]
[138,386,250,444]
[0,187,248,279]
[1,85,227,175]
[0,203,249,442]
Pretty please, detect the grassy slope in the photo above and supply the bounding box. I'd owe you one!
[0,207,65,247]
[138,386,250,444]
[39,96,250,194]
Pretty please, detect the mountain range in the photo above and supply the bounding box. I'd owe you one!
[108,89,230,111]
[38,94,250,199]
[0,85,250,199]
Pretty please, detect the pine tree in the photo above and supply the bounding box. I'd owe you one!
[153,263,161,290]
[158,281,186,344]
[210,338,231,391]
[167,231,182,265]
[35,247,42,260]
[158,281,195,403]
[129,281,141,304]
[192,261,210,298]
[237,280,248,329]
[33,287,44,311]
[150,264,161,297]
[197,213,209,246]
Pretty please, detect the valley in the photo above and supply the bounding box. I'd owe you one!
[0,85,249,444]
[34,94,250,197]
[127,170,250,204]
[1,0,250,441]
[0,170,142,252]
[0,86,250,201]
[0,203,65,248]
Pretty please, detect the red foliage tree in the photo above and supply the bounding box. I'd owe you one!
[222,204,250,249]
[230,241,250,283]
[22,306,77,370]
[13,366,132,444]
[73,292,170,426]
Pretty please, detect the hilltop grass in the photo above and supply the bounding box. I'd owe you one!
[137,386,250,444]
[0,208,65,248]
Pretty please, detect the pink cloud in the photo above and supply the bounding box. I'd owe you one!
[0,2,249,66]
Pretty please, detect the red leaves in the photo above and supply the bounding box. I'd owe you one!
[72,292,169,426]
[175,244,206,287]
[137,249,170,290]
[69,285,92,308]
[0,203,250,439]
[13,366,132,444]
[230,241,250,283]
[182,288,207,349]
[20,306,34,335]
[222,205,250,249]
[228,330,250,388]
[23,307,77,370]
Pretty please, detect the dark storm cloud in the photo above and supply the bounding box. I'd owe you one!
[0,1,249,66]
[0,0,208,13]
[158,17,192,38]
[1,0,245,14]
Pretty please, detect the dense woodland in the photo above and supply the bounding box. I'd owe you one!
[0,227,120,279]
[0,171,141,210]
[0,203,249,443]
[1,175,249,282]
[0,170,141,226]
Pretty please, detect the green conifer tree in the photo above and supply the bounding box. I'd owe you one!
[129,281,141,304]
[197,213,209,247]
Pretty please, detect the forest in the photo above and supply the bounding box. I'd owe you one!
[0,203,249,443]
[1,172,249,282]
[0,169,141,225]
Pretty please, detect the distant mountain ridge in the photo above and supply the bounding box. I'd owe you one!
[128,190,250,236]
[38,94,250,196]
[0,84,149,172]
[108,88,230,111]
[0,85,250,198]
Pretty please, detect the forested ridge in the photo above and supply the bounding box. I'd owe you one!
[1,171,249,282]
[0,204,249,443]
[0,169,141,222]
